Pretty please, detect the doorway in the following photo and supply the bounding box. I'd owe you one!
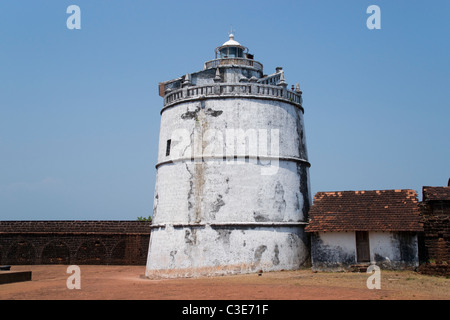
[356,231,370,263]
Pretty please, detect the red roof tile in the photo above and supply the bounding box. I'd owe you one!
[305,189,423,232]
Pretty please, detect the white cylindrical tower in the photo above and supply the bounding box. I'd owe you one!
[146,34,311,278]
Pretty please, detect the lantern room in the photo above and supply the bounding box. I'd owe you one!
[215,33,249,59]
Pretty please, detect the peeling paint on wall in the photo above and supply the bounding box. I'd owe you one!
[181,106,223,120]
[310,231,420,271]
[310,233,356,271]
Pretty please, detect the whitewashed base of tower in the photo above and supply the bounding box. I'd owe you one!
[146,224,309,279]
[145,159,311,279]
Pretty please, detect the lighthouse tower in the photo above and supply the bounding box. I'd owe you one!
[146,33,311,278]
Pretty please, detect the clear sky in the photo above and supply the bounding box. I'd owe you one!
[0,0,449,220]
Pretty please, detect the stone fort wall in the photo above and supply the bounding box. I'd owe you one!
[0,221,151,265]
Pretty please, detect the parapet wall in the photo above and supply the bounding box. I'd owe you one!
[0,221,151,265]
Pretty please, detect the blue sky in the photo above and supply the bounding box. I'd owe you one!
[0,0,449,220]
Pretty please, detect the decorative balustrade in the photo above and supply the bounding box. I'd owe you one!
[163,83,303,109]
[204,58,263,72]
[258,73,282,86]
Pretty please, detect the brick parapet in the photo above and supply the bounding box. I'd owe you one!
[0,221,151,265]
[0,221,151,234]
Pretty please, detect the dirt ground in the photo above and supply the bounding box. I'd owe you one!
[0,265,448,300]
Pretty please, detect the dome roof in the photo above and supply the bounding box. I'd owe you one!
[221,33,241,47]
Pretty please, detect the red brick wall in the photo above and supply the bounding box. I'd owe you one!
[418,264,450,277]
[420,202,450,264]
[419,199,450,276]
[0,221,151,265]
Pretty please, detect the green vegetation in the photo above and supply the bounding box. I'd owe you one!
[137,215,152,222]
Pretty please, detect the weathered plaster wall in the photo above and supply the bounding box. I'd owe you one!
[147,90,311,278]
[153,160,308,225]
[369,232,396,266]
[158,98,308,163]
[147,225,308,278]
[311,231,419,271]
[310,232,356,271]
[191,67,262,86]
[370,232,419,269]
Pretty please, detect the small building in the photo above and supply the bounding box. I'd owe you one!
[305,190,423,271]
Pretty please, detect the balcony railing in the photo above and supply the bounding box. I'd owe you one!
[204,58,263,72]
[163,83,303,110]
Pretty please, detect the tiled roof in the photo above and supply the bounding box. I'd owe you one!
[422,186,450,202]
[305,189,423,232]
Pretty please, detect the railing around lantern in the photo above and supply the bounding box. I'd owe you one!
[204,58,263,72]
